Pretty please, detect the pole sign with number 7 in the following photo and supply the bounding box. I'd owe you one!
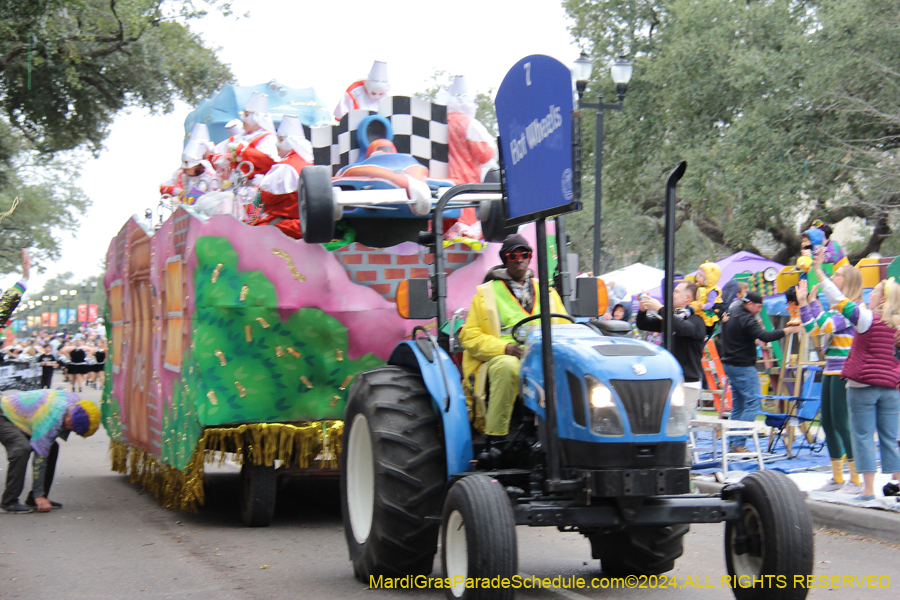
[495,54,580,225]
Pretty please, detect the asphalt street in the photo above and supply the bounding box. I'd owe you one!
[1,381,898,600]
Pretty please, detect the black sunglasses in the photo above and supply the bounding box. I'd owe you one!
[504,251,532,261]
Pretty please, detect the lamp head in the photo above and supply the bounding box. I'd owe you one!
[610,56,633,85]
[571,52,593,98]
[610,56,633,101]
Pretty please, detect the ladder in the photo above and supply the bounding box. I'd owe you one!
[765,318,825,454]
[701,340,732,416]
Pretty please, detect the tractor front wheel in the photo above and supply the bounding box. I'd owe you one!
[441,474,517,600]
[724,470,813,600]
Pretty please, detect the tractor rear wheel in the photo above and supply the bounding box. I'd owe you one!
[341,366,446,580]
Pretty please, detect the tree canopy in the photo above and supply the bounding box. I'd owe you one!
[564,0,900,272]
[0,0,234,273]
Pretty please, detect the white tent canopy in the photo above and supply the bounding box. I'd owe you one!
[598,263,664,299]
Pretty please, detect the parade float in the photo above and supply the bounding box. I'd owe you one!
[101,82,513,525]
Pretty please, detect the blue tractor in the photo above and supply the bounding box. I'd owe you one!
[339,164,814,600]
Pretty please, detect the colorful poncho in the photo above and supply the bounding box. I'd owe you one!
[0,390,79,456]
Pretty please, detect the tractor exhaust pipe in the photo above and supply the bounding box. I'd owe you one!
[663,162,687,352]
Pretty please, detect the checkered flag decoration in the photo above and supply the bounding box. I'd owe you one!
[306,96,449,178]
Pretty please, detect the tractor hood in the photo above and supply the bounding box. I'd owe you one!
[520,324,687,452]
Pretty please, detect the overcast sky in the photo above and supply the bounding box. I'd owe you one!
[22,0,583,297]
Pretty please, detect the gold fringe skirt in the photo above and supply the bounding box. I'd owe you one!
[109,421,343,512]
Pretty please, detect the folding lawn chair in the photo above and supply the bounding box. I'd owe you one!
[762,365,824,457]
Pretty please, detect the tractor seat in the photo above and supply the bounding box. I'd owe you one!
[590,319,633,337]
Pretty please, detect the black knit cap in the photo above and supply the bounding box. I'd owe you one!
[499,234,532,261]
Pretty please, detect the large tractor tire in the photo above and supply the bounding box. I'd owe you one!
[441,475,517,600]
[725,470,814,600]
[341,366,446,580]
[299,166,336,244]
[590,524,689,576]
[239,462,276,527]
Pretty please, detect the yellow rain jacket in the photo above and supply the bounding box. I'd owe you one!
[459,278,567,432]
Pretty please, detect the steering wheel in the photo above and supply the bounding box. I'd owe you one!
[509,313,575,345]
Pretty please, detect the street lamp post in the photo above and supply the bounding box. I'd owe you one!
[69,289,77,330]
[60,290,68,332]
[571,53,634,277]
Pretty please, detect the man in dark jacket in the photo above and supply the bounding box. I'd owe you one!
[719,291,802,452]
[637,281,707,418]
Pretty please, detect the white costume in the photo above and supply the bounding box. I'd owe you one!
[260,115,315,195]
[160,140,221,199]
[229,92,280,180]
[213,119,245,157]
[334,60,390,120]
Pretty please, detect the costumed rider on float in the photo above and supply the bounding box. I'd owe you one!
[459,234,568,467]
[159,133,221,208]
[211,119,245,181]
[333,60,390,120]
[233,92,280,178]
[254,115,314,239]
[444,75,498,243]
[225,92,280,220]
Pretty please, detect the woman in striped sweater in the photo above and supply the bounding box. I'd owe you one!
[797,265,864,493]
[813,250,900,501]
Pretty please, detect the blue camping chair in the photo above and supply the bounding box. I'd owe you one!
[763,365,824,457]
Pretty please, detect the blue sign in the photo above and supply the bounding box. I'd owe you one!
[58,308,76,325]
[495,55,579,224]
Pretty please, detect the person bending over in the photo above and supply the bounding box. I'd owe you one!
[0,390,100,513]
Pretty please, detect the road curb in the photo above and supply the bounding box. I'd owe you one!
[694,479,900,545]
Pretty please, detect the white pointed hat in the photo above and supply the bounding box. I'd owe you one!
[448,75,469,98]
[277,115,305,138]
[447,74,476,117]
[225,119,244,137]
[189,123,210,143]
[364,61,389,99]
[367,60,388,83]
[182,140,206,168]
[244,92,269,115]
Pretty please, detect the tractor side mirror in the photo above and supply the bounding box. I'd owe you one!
[571,277,609,318]
[396,279,438,320]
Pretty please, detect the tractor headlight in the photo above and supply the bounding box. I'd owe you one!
[670,382,685,407]
[589,381,614,408]
[665,379,689,437]
[585,375,624,436]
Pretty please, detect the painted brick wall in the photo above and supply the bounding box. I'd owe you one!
[334,242,481,301]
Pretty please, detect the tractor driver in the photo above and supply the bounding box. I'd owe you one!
[459,234,568,462]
